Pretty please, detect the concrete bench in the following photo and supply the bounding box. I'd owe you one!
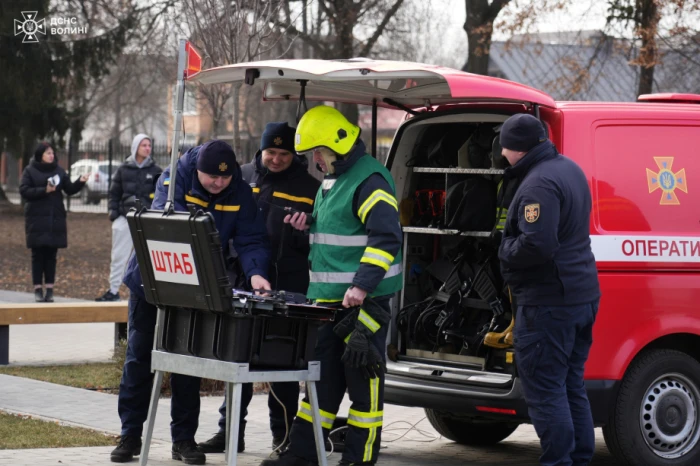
[0,302,128,365]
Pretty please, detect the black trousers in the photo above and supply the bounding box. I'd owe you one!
[118,295,203,442]
[289,298,390,464]
[31,247,57,285]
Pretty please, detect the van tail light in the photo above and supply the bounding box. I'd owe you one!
[94,172,99,182]
[475,406,517,416]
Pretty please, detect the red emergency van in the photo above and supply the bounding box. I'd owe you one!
[187,55,700,466]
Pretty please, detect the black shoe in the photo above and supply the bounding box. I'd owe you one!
[96,290,120,301]
[44,288,54,303]
[172,439,206,465]
[110,435,142,463]
[197,431,245,453]
[259,450,317,466]
[272,435,290,451]
[34,289,44,302]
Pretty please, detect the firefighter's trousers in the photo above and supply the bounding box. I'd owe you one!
[288,298,390,464]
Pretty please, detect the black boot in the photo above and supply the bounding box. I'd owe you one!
[44,288,54,303]
[172,439,206,465]
[110,435,142,463]
[259,450,318,466]
[197,431,245,453]
[34,289,44,302]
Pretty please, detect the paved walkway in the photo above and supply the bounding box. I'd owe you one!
[0,290,619,465]
[0,374,617,466]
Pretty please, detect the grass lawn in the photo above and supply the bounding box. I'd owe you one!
[0,411,117,449]
[0,363,122,392]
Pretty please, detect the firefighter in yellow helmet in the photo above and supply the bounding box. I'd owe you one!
[260,105,403,466]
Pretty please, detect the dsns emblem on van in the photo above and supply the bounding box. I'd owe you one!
[646,157,688,205]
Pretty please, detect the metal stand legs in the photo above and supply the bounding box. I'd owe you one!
[138,352,327,466]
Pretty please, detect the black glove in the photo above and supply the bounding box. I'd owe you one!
[333,309,359,341]
[109,210,120,222]
[364,343,387,379]
[341,329,371,369]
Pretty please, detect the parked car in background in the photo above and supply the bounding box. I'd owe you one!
[70,159,120,204]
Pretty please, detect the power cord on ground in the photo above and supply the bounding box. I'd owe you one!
[265,385,440,459]
[324,416,441,456]
[266,382,290,458]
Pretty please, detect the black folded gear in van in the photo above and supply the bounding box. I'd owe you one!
[444,176,497,231]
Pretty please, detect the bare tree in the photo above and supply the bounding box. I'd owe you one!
[47,0,177,160]
[462,0,511,74]
[607,0,661,95]
[278,0,407,123]
[180,0,287,156]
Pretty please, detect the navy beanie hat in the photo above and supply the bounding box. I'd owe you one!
[196,140,237,176]
[260,122,296,154]
[499,114,547,152]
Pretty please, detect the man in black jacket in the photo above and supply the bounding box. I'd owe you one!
[198,123,320,455]
[96,134,162,301]
[497,114,600,466]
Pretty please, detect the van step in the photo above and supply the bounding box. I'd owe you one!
[388,360,513,386]
[412,167,505,175]
[406,349,485,367]
[403,226,491,237]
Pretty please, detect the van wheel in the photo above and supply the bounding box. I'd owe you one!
[424,408,519,445]
[603,349,700,466]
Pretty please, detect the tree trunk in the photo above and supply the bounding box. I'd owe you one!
[463,0,511,75]
[636,0,659,96]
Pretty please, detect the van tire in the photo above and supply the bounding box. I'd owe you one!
[424,408,519,445]
[603,349,700,466]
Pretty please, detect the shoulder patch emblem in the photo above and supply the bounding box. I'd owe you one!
[524,203,540,223]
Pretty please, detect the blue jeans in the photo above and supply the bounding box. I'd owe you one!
[514,300,599,466]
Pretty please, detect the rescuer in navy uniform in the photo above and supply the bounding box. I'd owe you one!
[111,140,271,465]
[497,113,601,466]
[198,123,320,455]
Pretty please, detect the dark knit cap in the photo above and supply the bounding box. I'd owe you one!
[34,142,52,162]
[260,122,296,154]
[499,114,547,152]
[196,140,237,176]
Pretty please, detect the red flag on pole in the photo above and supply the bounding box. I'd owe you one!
[184,42,202,79]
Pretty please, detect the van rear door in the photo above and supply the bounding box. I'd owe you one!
[188,58,556,109]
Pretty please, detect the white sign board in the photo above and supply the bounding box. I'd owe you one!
[146,240,200,285]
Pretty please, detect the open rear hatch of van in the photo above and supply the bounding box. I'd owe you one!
[189,59,557,394]
[188,58,555,110]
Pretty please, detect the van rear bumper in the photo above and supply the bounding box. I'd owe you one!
[385,373,619,425]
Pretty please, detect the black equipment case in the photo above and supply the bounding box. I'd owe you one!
[127,206,335,369]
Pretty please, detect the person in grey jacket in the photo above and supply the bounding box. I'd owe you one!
[96,134,162,301]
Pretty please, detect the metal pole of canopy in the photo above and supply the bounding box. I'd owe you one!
[165,39,187,213]
[371,99,378,159]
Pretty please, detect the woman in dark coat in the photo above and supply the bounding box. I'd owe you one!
[19,143,87,302]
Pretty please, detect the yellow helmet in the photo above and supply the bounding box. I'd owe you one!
[294,105,361,156]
